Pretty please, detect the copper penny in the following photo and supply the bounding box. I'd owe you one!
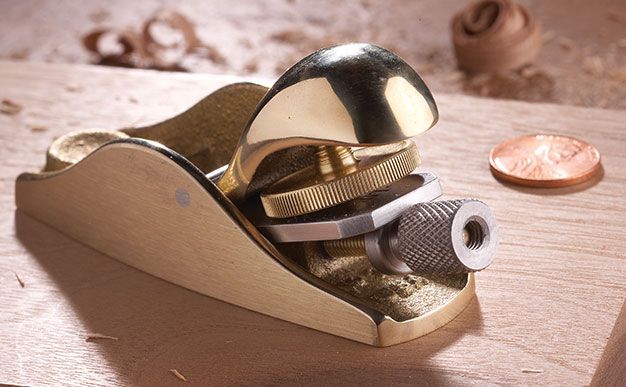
[489,134,602,187]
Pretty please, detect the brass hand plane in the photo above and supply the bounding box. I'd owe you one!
[15,43,499,346]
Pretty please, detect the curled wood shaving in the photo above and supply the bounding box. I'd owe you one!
[82,8,225,71]
[170,369,188,382]
[521,368,544,373]
[86,333,119,341]
[14,273,25,288]
[1,98,23,115]
[451,0,542,73]
[143,9,200,53]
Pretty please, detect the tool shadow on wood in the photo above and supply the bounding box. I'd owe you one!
[13,44,499,347]
[13,211,484,384]
[15,137,475,346]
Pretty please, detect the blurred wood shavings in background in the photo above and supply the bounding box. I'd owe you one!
[460,69,555,103]
[0,0,625,109]
[81,9,225,71]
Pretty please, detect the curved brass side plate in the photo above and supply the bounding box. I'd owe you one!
[15,139,474,346]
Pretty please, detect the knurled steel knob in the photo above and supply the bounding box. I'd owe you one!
[323,199,499,276]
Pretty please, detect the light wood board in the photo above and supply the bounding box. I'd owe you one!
[1,60,625,385]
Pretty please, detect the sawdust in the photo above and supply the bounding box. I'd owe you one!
[243,59,259,73]
[292,242,467,321]
[542,30,556,44]
[270,29,308,44]
[607,11,626,25]
[610,68,626,82]
[0,98,23,115]
[556,37,575,51]
[14,272,25,288]
[65,84,83,93]
[88,9,110,23]
[30,125,48,133]
[9,48,29,60]
[461,68,555,103]
[583,56,605,76]
[170,369,188,382]
[86,333,119,341]
[521,369,544,374]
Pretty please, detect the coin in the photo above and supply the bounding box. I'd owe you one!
[489,134,602,187]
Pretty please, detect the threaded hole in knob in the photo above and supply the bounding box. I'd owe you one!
[463,220,484,250]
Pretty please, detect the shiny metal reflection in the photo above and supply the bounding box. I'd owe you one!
[216,43,439,203]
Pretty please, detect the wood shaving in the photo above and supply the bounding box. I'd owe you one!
[582,56,604,76]
[542,30,556,43]
[89,9,110,23]
[10,49,29,60]
[30,125,48,132]
[463,70,554,102]
[1,98,23,115]
[14,272,25,288]
[65,84,83,92]
[520,66,540,79]
[445,70,465,83]
[243,59,259,73]
[556,37,575,51]
[86,333,119,341]
[521,369,544,374]
[195,44,226,65]
[610,68,626,83]
[82,8,225,71]
[416,63,436,74]
[270,29,308,44]
[607,11,625,25]
[170,369,188,382]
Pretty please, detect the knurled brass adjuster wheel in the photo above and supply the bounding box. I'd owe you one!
[260,140,420,218]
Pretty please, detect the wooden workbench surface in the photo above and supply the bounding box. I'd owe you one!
[1,61,625,385]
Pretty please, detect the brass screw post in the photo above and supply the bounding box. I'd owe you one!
[323,235,367,258]
[323,228,473,260]
[260,140,420,218]
[314,146,358,180]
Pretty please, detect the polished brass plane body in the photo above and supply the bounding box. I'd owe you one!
[15,44,480,346]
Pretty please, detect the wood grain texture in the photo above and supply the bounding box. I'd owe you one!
[592,297,626,386]
[1,60,625,385]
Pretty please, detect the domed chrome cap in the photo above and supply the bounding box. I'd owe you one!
[217,43,439,202]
